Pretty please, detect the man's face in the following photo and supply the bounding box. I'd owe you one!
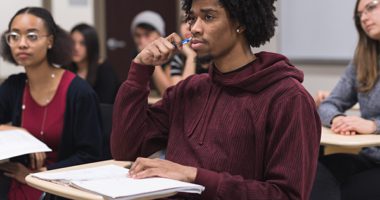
[133,27,161,52]
[188,0,239,62]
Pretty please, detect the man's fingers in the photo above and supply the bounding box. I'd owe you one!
[134,168,161,179]
[165,33,182,48]
[129,158,162,175]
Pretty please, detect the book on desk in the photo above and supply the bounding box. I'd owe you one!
[31,164,205,200]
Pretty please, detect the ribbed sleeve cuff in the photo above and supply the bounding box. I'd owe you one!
[126,62,155,88]
[374,119,380,134]
[194,168,220,199]
[318,109,344,127]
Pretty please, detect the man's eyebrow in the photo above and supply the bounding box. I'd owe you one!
[189,8,218,14]
[200,8,218,13]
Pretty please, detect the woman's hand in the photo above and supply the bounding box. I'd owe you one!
[0,162,31,184]
[0,124,27,132]
[331,116,377,135]
[128,157,197,183]
[314,90,330,107]
[29,152,46,170]
[134,33,182,66]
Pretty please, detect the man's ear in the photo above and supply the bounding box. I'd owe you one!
[236,25,246,33]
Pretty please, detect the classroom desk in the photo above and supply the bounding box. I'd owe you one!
[26,160,176,200]
[321,126,380,148]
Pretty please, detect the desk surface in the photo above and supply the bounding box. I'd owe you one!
[26,160,177,200]
[321,127,380,148]
[26,160,130,200]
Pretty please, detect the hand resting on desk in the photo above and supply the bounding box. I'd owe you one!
[332,116,376,135]
[128,157,197,183]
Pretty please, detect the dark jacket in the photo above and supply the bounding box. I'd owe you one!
[0,72,103,170]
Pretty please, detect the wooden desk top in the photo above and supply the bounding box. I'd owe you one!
[321,127,380,148]
[26,160,131,200]
[26,160,177,200]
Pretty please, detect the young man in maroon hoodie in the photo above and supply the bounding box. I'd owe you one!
[111,0,321,199]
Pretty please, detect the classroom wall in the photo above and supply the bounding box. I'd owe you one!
[0,0,43,78]
[51,0,94,32]
[255,33,347,96]
[253,3,348,96]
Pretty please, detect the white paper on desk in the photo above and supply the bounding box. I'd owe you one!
[72,177,204,199]
[0,129,51,160]
[32,164,205,199]
[32,164,129,181]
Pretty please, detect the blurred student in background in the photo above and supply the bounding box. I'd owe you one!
[131,10,171,96]
[314,0,380,199]
[67,23,120,104]
[0,7,103,199]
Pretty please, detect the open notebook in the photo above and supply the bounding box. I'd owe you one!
[31,164,205,200]
[0,129,51,161]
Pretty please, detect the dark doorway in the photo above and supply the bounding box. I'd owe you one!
[105,0,178,81]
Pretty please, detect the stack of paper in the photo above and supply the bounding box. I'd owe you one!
[32,164,205,200]
[0,129,51,160]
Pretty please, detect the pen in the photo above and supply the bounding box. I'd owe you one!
[181,37,192,45]
[173,37,192,48]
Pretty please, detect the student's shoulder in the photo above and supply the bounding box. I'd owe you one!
[269,76,312,105]
[2,73,27,88]
[68,74,97,97]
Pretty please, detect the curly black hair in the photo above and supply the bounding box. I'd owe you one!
[0,7,73,66]
[181,0,277,48]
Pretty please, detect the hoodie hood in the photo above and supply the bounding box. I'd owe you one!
[210,51,304,93]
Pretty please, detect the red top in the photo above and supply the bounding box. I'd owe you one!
[21,70,75,165]
[8,70,75,200]
[111,52,321,200]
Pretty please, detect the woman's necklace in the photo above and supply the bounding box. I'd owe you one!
[21,72,56,137]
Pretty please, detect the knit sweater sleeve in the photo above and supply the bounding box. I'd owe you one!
[318,61,358,126]
[194,93,321,200]
[111,62,170,160]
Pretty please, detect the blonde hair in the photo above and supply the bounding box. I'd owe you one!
[353,0,379,93]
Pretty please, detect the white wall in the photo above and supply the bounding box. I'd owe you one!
[51,0,94,32]
[0,0,43,79]
[253,3,348,96]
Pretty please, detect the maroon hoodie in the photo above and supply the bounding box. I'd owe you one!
[111,52,321,200]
